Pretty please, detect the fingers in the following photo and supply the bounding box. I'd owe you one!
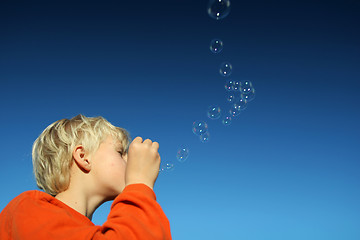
[143,139,153,145]
[132,136,143,143]
[132,137,159,150]
[125,136,161,189]
[152,141,159,151]
[144,140,159,152]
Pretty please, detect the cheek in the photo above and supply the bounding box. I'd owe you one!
[111,157,126,172]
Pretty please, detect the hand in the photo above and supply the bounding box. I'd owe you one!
[125,137,161,190]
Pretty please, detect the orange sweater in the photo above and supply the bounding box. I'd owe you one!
[0,184,171,240]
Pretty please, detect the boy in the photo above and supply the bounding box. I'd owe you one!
[0,114,172,240]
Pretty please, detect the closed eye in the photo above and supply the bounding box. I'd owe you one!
[118,151,127,157]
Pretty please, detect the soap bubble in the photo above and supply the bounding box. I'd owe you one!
[226,92,236,102]
[229,98,247,117]
[240,80,253,89]
[160,161,175,172]
[177,147,189,163]
[165,163,175,172]
[200,132,210,143]
[222,115,232,126]
[236,94,248,109]
[240,80,256,102]
[192,121,208,135]
[242,87,255,102]
[225,79,234,91]
[207,0,231,20]
[229,104,241,117]
[232,81,240,91]
[219,62,232,77]
[210,39,223,53]
[207,105,221,119]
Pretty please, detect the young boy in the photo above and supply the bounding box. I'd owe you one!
[0,114,172,240]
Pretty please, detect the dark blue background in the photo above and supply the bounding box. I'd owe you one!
[1,1,359,239]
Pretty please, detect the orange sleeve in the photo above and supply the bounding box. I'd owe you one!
[0,184,172,240]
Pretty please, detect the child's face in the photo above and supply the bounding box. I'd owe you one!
[90,135,127,200]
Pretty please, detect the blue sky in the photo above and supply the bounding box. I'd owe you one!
[1,0,360,239]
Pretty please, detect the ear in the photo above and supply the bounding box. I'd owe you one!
[73,145,91,173]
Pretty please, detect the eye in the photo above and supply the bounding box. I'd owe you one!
[118,151,127,157]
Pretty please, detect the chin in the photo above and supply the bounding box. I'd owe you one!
[103,188,122,201]
[113,186,124,197]
[104,194,117,202]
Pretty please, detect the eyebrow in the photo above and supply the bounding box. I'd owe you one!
[113,141,123,151]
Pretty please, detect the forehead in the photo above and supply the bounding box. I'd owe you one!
[103,135,121,147]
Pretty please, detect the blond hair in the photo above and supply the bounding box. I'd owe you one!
[32,114,130,196]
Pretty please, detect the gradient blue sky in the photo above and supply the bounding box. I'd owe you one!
[1,1,360,239]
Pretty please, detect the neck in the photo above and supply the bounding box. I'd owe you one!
[55,184,105,220]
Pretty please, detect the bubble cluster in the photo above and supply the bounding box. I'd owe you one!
[219,62,232,77]
[207,0,231,20]
[210,39,223,53]
[192,121,211,143]
[168,0,257,174]
[240,80,256,102]
[224,80,256,103]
